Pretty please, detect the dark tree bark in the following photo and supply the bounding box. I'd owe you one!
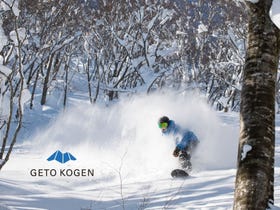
[0,17,25,170]
[63,58,69,109]
[234,1,280,209]
[85,58,93,104]
[40,53,55,105]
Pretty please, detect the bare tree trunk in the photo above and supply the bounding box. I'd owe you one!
[0,16,25,170]
[0,72,14,160]
[85,58,93,104]
[29,65,41,109]
[41,53,55,105]
[234,1,280,209]
[63,57,69,108]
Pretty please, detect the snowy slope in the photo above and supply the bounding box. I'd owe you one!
[0,92,279,210]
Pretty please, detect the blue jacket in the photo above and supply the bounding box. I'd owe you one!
[162,120,199,150]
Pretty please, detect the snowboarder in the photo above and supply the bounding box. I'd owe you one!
[158,116,199,173]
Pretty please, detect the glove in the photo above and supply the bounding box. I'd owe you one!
[173,147,180,157]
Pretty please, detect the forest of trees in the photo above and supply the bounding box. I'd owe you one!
[1,0,280,207]
[0,0,253,168]
[0,0,251,112]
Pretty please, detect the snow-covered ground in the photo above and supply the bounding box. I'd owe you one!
[0,92,280,210]
[0,0,280,209]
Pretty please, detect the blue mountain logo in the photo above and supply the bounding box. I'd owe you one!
[47,150,76,164]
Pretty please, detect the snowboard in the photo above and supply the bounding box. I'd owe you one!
[171,169,189,178]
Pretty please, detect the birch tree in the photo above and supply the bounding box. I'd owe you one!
[0,0,29,170]
[234,0,280,209]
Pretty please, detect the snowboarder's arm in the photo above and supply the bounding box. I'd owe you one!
[176,131,199,150]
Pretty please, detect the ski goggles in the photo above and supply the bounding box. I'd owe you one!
[158,122,168,129]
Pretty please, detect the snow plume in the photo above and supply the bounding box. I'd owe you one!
[28,92,238,181]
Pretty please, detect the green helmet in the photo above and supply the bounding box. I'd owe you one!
[158,116,170,129]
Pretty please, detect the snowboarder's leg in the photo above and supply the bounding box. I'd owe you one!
[178,152,192,172]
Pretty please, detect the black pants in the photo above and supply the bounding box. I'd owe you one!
[178,151,192,170]
[179,141,198,170]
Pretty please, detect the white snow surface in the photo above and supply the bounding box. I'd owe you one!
[247,0,259,3]
[0,22,8,54]
[0,92,280,210]
[0,0,20,16]
[197,23,208,34]
[241,144,252,161]
[270,0,280,29]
